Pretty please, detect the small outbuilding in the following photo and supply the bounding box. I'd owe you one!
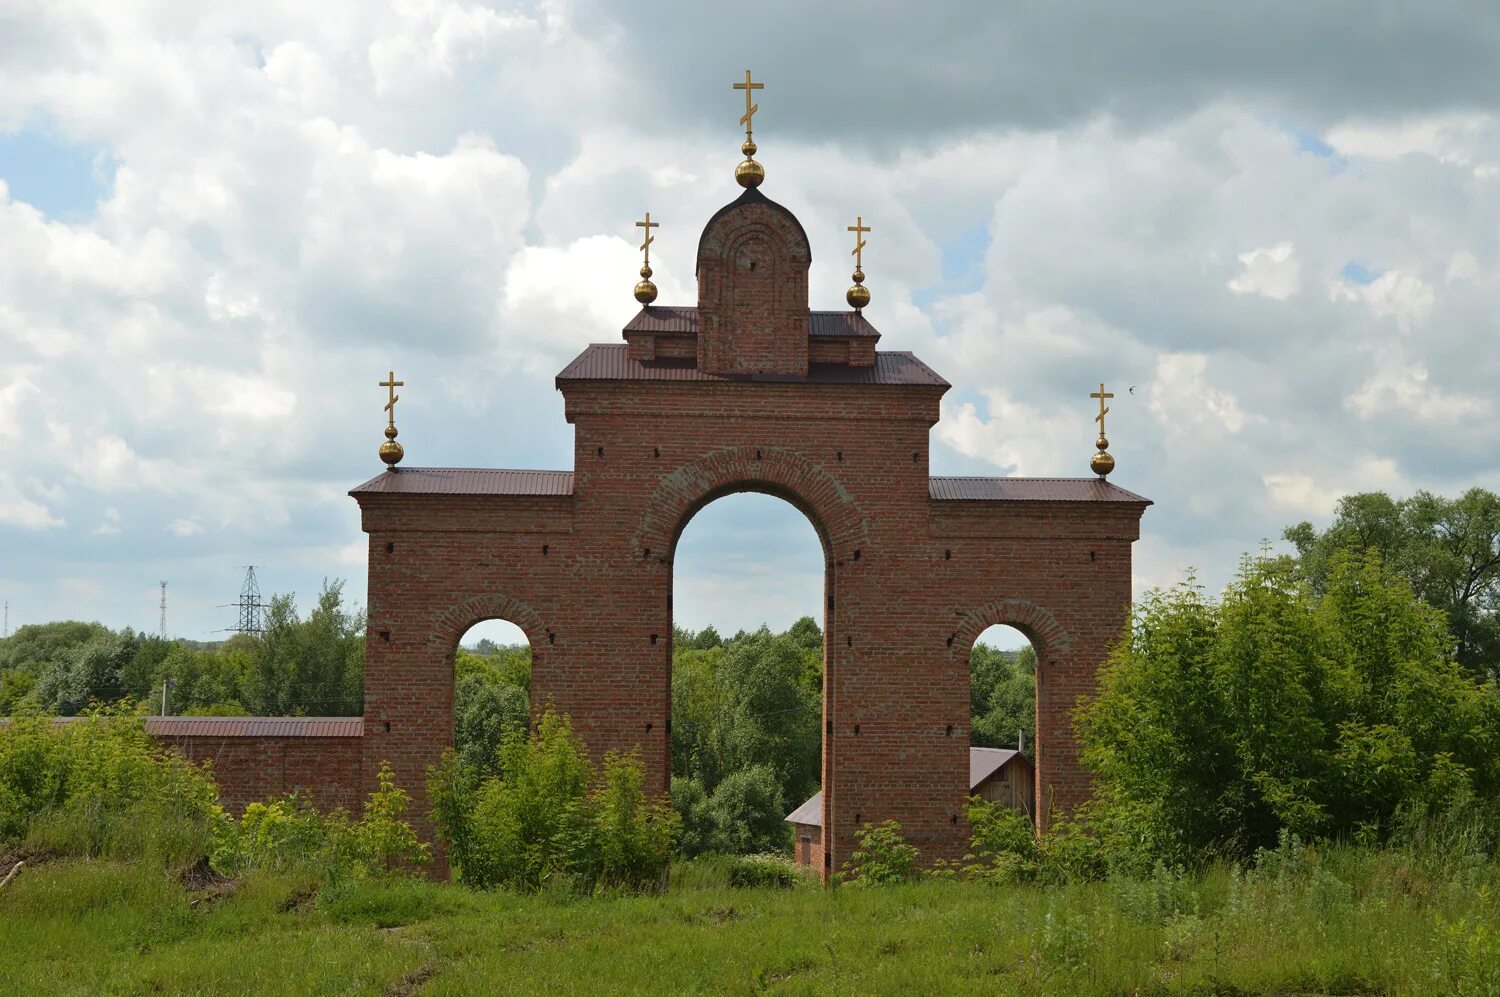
[785,747,1034,868]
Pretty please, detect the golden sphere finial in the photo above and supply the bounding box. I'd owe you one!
[735,158,764,188]
[1091,447,1115,478]
[380,437,404,468]
[634,275,658,305]
[846,280,870,310]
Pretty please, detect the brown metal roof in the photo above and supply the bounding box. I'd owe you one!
[350,468,574,496]
[623,306,698,333]
[929,476,1151,504]
[147,717,364,737]
[557,344,947,387]
[622,307,880,339]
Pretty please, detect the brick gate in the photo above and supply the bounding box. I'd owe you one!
[351,168,1150,877]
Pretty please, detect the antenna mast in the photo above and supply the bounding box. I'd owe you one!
[159,582,167,640]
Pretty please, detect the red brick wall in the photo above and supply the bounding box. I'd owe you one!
[158,734,364,816]
[696,192,810,376]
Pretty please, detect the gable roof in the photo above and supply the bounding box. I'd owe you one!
[786,747,1031,827]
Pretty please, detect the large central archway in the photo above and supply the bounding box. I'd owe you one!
[668,489,828,862]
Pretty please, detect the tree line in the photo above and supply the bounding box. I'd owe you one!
[0,581,364,717]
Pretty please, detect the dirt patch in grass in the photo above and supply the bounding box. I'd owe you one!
[278,883,319,913]
[0,844,58,871]
[383,964,437,996]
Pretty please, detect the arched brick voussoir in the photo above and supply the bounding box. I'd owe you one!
[635,446,871,561]
[950,599,1073,665]
[426,593,549,655]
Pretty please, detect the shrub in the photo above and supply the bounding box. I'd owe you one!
[701,765,787,855]
[0,704,223,865]
[725,852,807,889]
[1078,550,1500,865]
[212,761,427,881]
[962,798,1106,885]
[841,820,920,886]
[428,710,677,893]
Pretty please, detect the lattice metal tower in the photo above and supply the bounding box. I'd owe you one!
[227,566,266,634]
[159,582,167,640]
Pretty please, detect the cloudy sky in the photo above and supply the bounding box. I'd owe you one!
[3,1,1499,645]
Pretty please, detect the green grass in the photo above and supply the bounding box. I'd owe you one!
[3,847,1498,995]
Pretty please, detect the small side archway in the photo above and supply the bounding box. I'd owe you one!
[950,598,1072,828]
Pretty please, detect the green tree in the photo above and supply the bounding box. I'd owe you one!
[1286,488,1500,679]
[453,647,530,779]
[970,643,1036,751]
[1078,550,1500,865]
[32,629,139,714]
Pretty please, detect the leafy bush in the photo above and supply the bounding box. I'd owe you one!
[840,820,920,886]
[0,704,222,865]
[212,761,428,881]
[960,797,1106,885]
[1078,549,1500,866]
[428,710,677,893]
[725,852,807,889]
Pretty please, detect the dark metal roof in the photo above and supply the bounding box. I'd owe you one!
[971,747,1028,786]
[786,748,1032,827]
[623,306,698,334]
[930,477,1151,504]
[148,717,363,737]
[808,311,880,338]
[622,307,880,339]
[696,186,811,268]
[350,468,575,496]
[557,344,947,387]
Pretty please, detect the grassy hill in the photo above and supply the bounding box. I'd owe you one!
[3,845,1496,995]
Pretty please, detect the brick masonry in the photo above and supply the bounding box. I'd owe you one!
[157,733,365,816]
[339,173,1151,879]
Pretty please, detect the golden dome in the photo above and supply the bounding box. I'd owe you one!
[735,158,765,188]
[634,277,658,304]
[846,283,870,309]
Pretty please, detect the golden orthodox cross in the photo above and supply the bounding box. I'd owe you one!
[733,69,763,138]
[635,212,658,267]
[1091,382,1114,435]
[848,216,870,268]
[381,370,403,428]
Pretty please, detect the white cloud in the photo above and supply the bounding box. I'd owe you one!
[1263,457,1405,518]
[1329,269,1436,330]
[1147,353,1248,437]
[0,488,65,530]
[92,507,122,536]
[165,518,204,538]
[936,390,1076,477]
[1228,242,1299,300]
[1347,356,1490,425]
